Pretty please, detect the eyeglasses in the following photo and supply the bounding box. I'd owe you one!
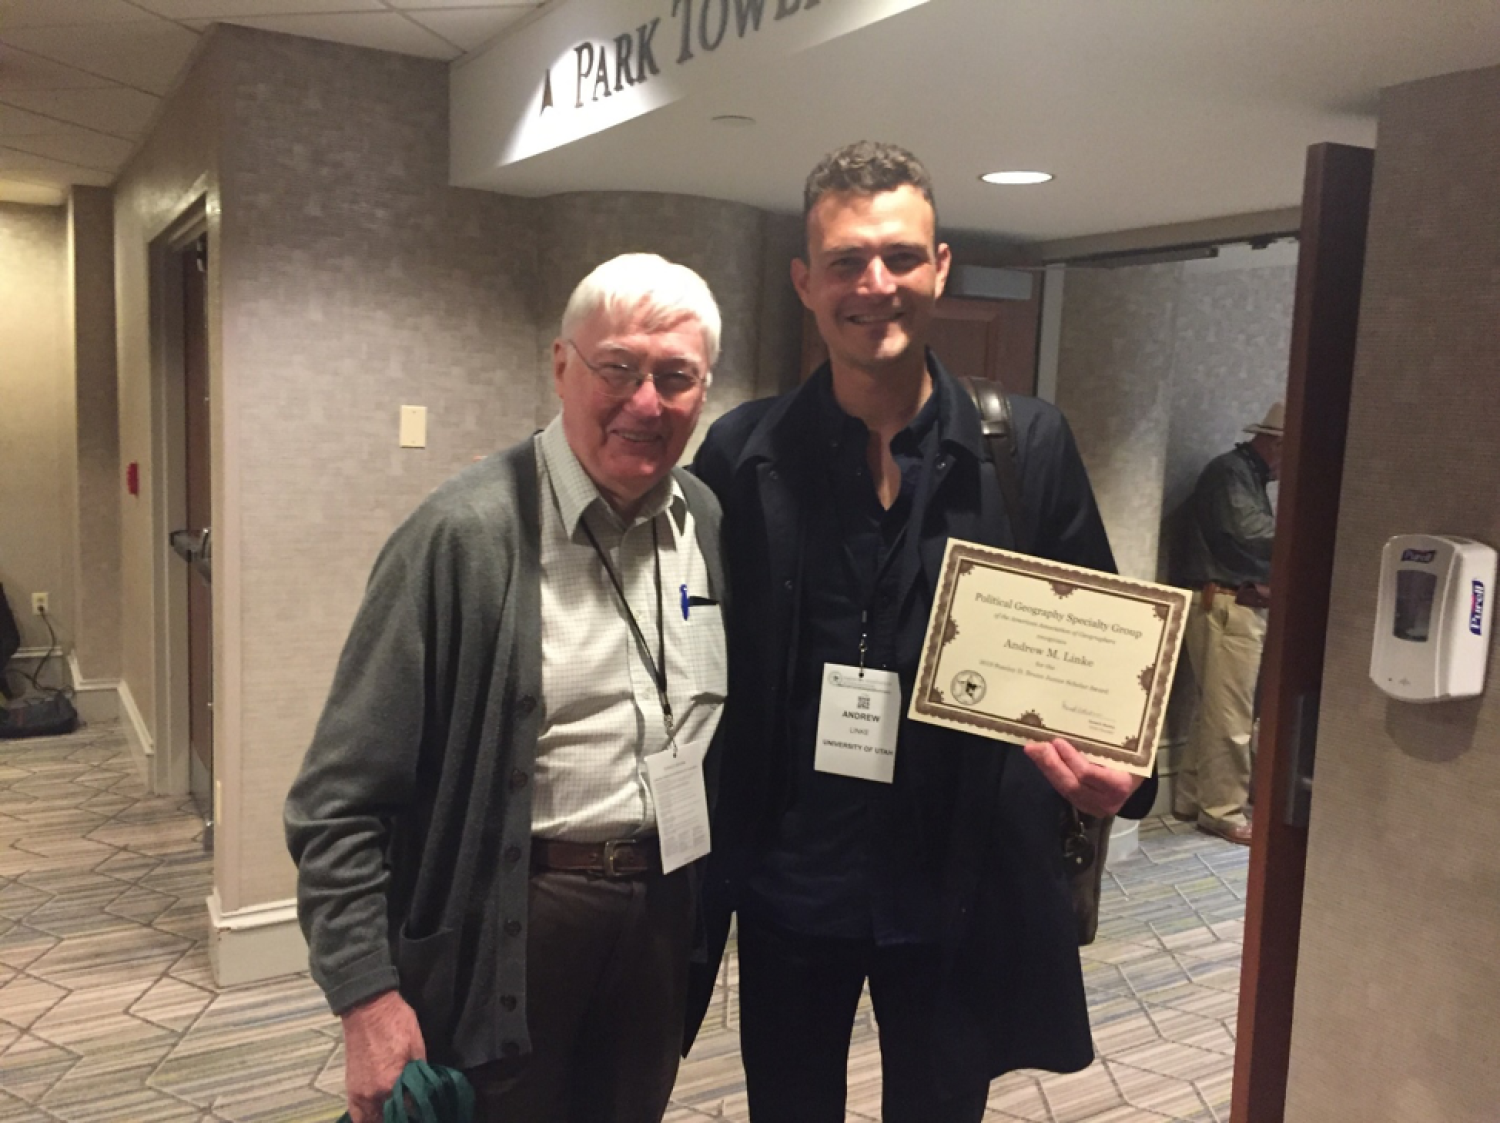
[567,340,706,402]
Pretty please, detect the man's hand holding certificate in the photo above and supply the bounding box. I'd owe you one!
[910,541,1190,785]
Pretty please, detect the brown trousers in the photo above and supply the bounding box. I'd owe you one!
[465,866,694,1123]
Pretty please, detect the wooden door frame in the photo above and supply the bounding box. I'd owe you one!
[1232,143,1374,1121]
[148,194,209,798]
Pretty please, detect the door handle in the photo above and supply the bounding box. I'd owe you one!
[169,527,204,562]
[168,527,213,583]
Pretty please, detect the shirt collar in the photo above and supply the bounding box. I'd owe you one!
[1237,440,1272,485]
[811,358,946,452]
[537,415,685,538]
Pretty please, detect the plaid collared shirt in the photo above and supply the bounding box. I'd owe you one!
[531,417,726,842]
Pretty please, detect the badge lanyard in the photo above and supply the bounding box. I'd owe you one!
[581,517,676,750]
[826,439,938,679]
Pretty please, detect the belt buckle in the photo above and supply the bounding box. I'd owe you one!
[602,839,627,878]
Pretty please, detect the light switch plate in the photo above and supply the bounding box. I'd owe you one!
[399,405,427,449]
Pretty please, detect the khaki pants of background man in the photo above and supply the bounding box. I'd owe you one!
[1176,589,1267,830]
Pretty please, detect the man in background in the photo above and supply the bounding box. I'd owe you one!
[1175,402,1283,845]
[286,253,727,1123]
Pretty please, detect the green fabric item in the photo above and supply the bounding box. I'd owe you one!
[337,1060,474,1123]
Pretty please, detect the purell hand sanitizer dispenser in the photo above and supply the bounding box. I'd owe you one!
[1370,535,1495,702]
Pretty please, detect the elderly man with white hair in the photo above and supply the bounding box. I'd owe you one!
[286,253,727,1123]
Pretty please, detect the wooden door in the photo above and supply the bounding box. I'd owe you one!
[799,292,1040,394]
[183,237,214,809]
[1231,143,1374,1122]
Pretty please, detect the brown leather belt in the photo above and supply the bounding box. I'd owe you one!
[1201,582,1238,609]
[531,836,661,879]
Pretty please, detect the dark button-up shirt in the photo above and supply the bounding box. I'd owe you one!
[742,373,943,943]
[1182,442,1274,587]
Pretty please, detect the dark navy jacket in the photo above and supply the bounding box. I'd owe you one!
[686,355,1156,1082]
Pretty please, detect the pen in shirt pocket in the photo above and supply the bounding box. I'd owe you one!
[680,584,718,619]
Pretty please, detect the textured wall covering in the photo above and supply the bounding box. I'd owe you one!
[1284,64,1500,1123]
[214,28,542,909]
[69,187,121,681]
[0,204,72,656]
[1056,262,1181,582]
[1162,252,1297,570]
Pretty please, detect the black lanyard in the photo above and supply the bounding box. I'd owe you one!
[824,439,937,677]
[581,516,674,742]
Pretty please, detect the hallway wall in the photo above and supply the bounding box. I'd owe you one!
[1284,62,1500,1122]
[212,28,543,910]
[0,204,72,664]
[68,187,121,682]
[1055,249,1296,584]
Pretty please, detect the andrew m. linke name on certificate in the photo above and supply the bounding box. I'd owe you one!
[910,541,1189,776]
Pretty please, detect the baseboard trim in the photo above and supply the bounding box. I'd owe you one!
[115,677,154,777]
[206,891,310,986]
[65,652,121,723]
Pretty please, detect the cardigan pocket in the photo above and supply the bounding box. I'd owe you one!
[395,924,459,1041]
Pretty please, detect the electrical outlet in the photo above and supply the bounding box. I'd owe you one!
[32,592,48,615]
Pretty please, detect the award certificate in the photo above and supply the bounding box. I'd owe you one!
[910,541,1190,776]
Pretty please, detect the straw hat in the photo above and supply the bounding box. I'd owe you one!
[1245,401,1285,437]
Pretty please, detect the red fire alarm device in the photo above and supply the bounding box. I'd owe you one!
[127,462,139,496]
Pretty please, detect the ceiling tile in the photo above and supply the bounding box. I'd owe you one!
[4,126,136,170]
[178,12,457,60]
[403,7,529,54]
[0,103,56,135]
[0,21,201,95]
[0,87,160,137]
[0,144,113,184]
[0,0,151,28]
[0,178,67,204]
[129,0,385,17]
[0,48,120,91]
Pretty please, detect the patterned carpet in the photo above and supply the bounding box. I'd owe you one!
[0,723,1247,1122]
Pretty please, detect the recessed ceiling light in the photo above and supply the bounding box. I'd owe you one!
[981,171,1053,186]
[711,114,756,127]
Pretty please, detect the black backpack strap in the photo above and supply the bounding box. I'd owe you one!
[957,375,1025,547]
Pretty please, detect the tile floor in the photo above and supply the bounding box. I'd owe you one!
[0,722,1248,1122]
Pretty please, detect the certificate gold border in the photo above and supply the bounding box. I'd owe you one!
[910,541,1190,774]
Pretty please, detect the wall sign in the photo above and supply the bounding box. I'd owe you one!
[451,0,930,186]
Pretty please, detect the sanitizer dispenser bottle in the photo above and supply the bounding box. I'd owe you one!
[1370,534,1495,702]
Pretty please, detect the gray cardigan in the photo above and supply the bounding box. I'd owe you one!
[285,437,724,1069]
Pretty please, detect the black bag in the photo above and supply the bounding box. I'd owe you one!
[0,584,19,700]
[957,376,1113,946]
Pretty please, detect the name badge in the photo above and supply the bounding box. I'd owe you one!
[814,663,901,783]
[645,739,711,874]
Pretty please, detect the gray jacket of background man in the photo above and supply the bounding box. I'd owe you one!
[284,437,725,1071]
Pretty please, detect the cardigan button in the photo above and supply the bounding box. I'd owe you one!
[504,846,522,865]
[518,694,537,716]
[500,994,517,1012]
[509,769,529,791]
[504,919,522,937]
